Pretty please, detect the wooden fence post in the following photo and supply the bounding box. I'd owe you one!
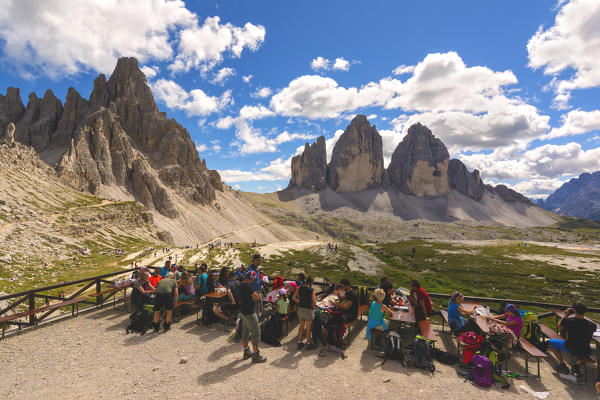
[96,279,101,307]
[28,294,35,325]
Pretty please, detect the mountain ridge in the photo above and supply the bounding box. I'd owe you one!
[538,171,600,220]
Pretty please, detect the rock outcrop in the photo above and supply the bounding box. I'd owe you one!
[1,122,15,146]
[387,123,449,197]
[1,57,222,217]
[289,136,328,191]
[327,115,384,192]
[448,159,485,201]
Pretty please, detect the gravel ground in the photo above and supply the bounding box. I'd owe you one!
[0,307,598,400]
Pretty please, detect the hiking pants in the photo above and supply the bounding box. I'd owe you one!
[241,312,260,347]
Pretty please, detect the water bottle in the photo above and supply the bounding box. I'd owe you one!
[114,277,119,287]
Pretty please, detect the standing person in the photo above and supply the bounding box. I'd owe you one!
[239,270,266,363]
[408,280,432,333]
[152,272,178,333]
[196,264,209,296]
[548,302,596,379]
[292,274,317,350]
[247,254,264,315]
[218,267,230,286]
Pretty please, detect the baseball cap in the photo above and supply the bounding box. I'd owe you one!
[244,270,257,280]
[252,253,261,260]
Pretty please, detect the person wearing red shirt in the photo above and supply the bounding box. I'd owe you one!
[409,279,432,324]
[148,268,162,288]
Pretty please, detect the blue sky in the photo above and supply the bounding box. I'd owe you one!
[1,0,599,197]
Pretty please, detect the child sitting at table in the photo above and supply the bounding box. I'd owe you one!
[275,288,289,317]
[366,288,392,339]
[491,303,523,341]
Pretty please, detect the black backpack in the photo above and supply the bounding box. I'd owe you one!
[382,331,404,365]
[433,347,458,365]
[201,300,219,325]
[407,335,435,372]
[312,313,325,345]
[126,308,153,335]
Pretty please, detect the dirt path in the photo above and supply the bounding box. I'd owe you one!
[0,308,597,400]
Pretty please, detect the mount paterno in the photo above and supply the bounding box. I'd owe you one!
[0,57,306,246]
[283,115,556,227]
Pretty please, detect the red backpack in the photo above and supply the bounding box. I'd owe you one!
[459,331,484,365]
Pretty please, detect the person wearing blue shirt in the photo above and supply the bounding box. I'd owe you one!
[196,263,209,296]
[159,260,171,278]
[447,291,480,334]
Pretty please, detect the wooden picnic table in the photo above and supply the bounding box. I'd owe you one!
[204,290,227,299]
[391,306,415,324]
[264,288,290,304]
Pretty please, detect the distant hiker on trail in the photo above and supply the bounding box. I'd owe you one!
[411,247,416,264]
[240,270,267,363]
[152,272,178,333]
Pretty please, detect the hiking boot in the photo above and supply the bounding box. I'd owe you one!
[243,347,252,360]
[163,322,171,332]
[297,341,304,350]
[553,363,570,374]
[251,351,267,363]
[152,322,160,333]
[305,342,317,350]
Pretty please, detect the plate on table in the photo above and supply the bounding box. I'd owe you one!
[594,331,600,338]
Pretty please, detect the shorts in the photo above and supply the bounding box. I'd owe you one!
[415,307,430,322]
[549,339,593,357]
[154,293,174,311]
[297,307,314,322]
[221,303,240,313]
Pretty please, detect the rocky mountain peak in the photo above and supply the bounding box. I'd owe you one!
[288,136,327,191]
[448,159,485,201]
[327,114,384,192]
[105,57,158,115]
[387,122,450,197]
[0,87,26,134]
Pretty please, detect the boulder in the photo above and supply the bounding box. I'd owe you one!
[448,159,485,201]
[1,122,15,146]
[387,123,449,197]
[289,136,327,191]
[327,115,384,192]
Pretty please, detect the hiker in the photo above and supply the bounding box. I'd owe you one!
[408,280,432,327]
[366,288,392,339]
[247,254,264,314]
[214,278,241,322]
[196,264,209,296]
[549,302,596,378]
[292,273,317,350]
[218,267,230,286]
[491,303,523,340]
[447,291,481,334]
[177,271,196,302]
[152,272,178,333]
[159,260,171,278]
[132,271,154,309]
[206,270,218,293]
[331,278,359,324]
[148,268,162,288]
[380,281,396,307]
[239,270,267,363]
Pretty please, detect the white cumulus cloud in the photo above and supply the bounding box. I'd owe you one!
[310,56,330,72]
[169,16,265,74]
[333,58,350,71]
[527,0,600,108]
[210,67,235,85]
[151,78,231,117]
[251,87,273,99]
[549,109,600,138]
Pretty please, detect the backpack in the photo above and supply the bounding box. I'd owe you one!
[471,354,493,388]
[201,300,218,325]
[260,317,282,347]
[459,331,484,365]
[358,286,370,306]
[521,311,542,344]
[382,331,404,365]
[407,335,434,372]
[126,308,153,335]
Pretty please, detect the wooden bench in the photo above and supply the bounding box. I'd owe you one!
[0,297,87,339]
[540,322,563,340]
[519,337,547,378]
[173,299,197,322]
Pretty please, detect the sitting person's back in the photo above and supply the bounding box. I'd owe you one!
[366,288,392,339]
[177,271,196,301]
